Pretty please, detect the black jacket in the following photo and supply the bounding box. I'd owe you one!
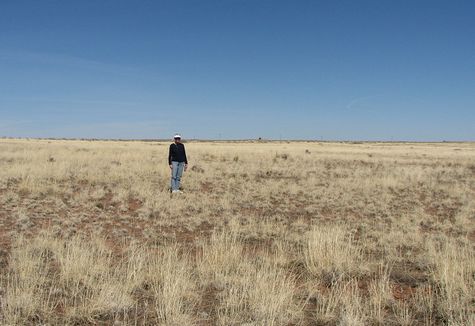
[168,143,188,165]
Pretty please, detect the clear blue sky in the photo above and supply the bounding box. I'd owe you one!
[1,0,474,140]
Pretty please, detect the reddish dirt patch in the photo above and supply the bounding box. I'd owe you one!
[200,181,213,193]
[468,229,475,242]
[127,198,142,212]
[96,191,119,210]
[392,284,417,301]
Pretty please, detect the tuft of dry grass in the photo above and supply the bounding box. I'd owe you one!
[427,235,474,325]
[303,225,364,283]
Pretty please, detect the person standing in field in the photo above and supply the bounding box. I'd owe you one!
[169,134,188,193]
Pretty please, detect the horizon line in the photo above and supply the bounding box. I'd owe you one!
[1,136,473,144]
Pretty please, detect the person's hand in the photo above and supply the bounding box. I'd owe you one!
[169,164,173,170]
[184,164,188,172]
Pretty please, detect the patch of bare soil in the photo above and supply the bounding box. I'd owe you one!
[128,198,142,213]
[200,181,213,193]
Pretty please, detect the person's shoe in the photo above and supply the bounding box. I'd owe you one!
[172,189,179,193]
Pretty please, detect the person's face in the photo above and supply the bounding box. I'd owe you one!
[174,137,181,143]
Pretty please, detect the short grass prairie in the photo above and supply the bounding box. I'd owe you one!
[0,138,474,325]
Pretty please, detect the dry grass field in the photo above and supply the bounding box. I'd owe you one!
[0,138,473,325]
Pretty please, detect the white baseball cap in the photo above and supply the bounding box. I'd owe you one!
[174,134,181,139]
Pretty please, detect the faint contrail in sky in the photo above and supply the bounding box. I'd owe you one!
[0,48,139,73]
[345,95,383,110]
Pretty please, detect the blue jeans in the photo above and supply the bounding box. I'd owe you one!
[171,161,185,191]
